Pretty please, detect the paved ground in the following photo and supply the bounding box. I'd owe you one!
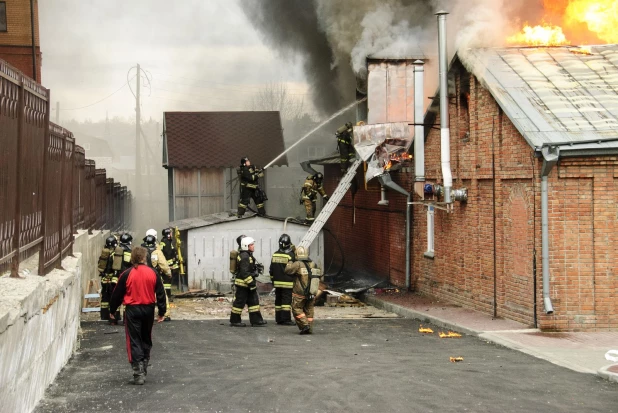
[36,317,617,413]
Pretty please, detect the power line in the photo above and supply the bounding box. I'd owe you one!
[61,80,131,111]
[153,87,256,104]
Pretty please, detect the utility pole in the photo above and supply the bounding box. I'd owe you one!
[135,63,141,196]
[55,101,59,124]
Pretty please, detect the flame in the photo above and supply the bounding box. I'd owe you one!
[507,24,569,46]
[439,331,462,338]
[508,0,618,46]
[384,160,392,170]
[419,326,434,334]
[450,356,464,362]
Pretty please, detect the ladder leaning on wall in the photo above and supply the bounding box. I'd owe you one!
[297,158,363,250]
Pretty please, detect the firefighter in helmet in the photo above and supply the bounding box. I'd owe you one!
[284,245,323,334]
[159,227,179,294]
[237,157,266,218]
[98,235,119,322]
[301,172,329,224]
[230,236,267,327]
[269,234,296,325]
[336,122,355,173]
[113,233,133,275]
[142,229,172,321]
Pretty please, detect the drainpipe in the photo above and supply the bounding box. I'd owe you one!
[413,60,425,199]
[436,11,452,204]
[378,185,389,206]
[378,174,411,288]
[541,146,558,314]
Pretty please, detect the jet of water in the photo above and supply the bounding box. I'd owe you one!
[263,97,368,169]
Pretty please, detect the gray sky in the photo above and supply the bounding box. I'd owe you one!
[39,0,310,123]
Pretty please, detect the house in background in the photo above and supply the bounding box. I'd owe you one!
[162,111,287,221]
[0,0,41,82]
[323,44,618,332]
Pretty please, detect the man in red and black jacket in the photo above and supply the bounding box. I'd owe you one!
[110,246,167,385]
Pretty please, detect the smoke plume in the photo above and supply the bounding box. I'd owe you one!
[241,0,545,115]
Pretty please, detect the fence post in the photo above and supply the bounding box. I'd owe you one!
[57,135,66,268]
[10,81,25,278]
[38,88,51,276]
[68,136,75,254]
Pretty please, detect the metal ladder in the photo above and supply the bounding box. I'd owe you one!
[298,158,363,249]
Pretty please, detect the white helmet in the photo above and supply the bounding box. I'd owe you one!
[146,228,157,239]
[240,236,255,251]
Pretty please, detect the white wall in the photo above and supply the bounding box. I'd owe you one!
[186,217,324,290]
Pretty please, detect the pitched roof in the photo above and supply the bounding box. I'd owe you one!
[458,45,618,155]
[163,111,287,168]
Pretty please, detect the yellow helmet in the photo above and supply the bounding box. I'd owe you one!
[295,246,309,261]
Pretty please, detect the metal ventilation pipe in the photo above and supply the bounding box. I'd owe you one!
[541,146,558,314]
[378,185,389,206]
[413,60,425,199]
[436,11,453,204]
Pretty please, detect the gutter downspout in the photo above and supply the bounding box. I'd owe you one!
[378,174,411,288]
[30,0,37,81]
[541,146,558,314]
[436,11,452,204]
[413,60,425,199]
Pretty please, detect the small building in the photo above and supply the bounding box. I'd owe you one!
[0,0,41,81]
[169,212,324,291]
[162,111,287,221]
[324,44,618,332]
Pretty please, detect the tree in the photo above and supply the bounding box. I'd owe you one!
[249,82,307,121]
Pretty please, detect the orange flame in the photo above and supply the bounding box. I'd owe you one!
[508,0,618,46]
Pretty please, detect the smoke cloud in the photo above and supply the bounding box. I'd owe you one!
[241,0,544,115]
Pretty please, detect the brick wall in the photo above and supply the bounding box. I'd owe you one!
[0,0,41,81]
[325,63,618,332]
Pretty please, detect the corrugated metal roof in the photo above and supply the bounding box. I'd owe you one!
[459,45,618,150]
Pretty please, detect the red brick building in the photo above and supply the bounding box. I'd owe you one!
[0,0,41,82]
[323,45,618,332]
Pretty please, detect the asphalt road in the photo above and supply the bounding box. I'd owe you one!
[35,319,616,413]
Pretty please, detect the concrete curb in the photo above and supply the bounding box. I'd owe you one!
[363,295,481,337]
[598,364,618,383]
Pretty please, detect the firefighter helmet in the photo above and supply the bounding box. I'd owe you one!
[240,157,249,166]
[146,228,157,239]
[162,228,172,238]
[105,236,118,248]
[236,234,246,248]
[143,235,157,247]
[120,233,133,244]
[240,236,255,251]
[279,234,291,250]
[313,172,323,183]
[295,246,309,261]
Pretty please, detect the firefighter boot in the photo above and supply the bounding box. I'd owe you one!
[299,326,311,335]
[132,362,145,385]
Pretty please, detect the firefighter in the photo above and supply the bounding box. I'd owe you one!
[230,236,267,327]
[237,157,266,218]
[269,234,296,325]
[301,172,329,224]
[109,246,167,385]
[97,235,118,322]
[336,122,355,173]
[159,227,179,298]
[113,233,133,275]
[284,246,323,335]
[142,230,173,321]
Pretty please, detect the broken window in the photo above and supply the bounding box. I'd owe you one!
[0,2,6,32]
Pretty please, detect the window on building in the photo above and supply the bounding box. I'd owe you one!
[425,206,434,258]
[0,2,7,32]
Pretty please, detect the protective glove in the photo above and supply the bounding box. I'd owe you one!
[323,195,329,201]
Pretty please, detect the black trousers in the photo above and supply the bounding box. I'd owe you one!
[238,187,265,217]
[124,305,155,363]
[100,281,121,321]
[230,286,264,324]
[275,287,292,323]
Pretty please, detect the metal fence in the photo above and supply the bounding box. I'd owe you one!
[0,59,132,277]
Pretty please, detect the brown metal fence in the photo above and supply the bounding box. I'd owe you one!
[0,59,132,277]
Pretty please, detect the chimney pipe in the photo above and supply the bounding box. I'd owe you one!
[413,60,425,199]
[436,11,453,204]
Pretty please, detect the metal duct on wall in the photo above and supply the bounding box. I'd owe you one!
[436,11,453,204]
[414,59,425,199]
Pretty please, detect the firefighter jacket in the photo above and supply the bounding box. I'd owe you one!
[235,250,258,290]
[98,247,115,283]
[159,238,179,270]
[337,129,352,146]
[113,243,132,275]
[109,264,167,317]
[302,176,327,202]
[269,249,295,288]
[284,259,322,298]
[239,165,263,190]
[142,243,172,278]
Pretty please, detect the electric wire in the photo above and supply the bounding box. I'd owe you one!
[61,79,133,111]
